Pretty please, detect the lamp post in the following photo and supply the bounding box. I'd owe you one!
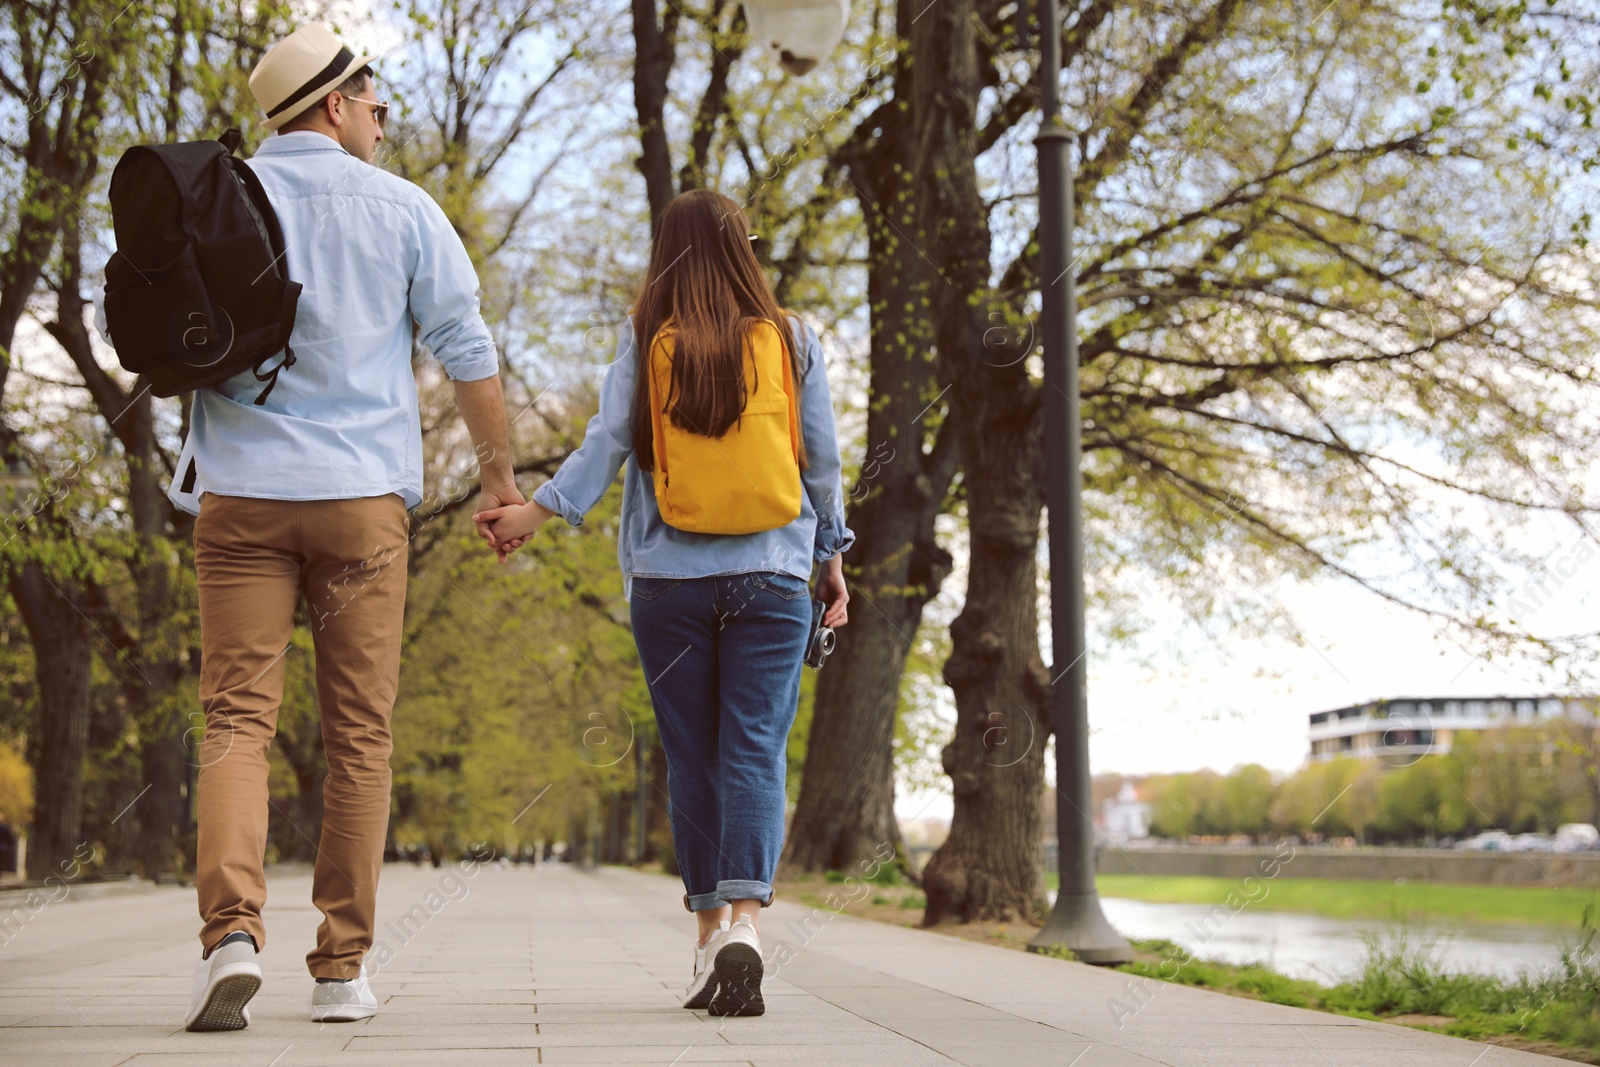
[1026,0,1133,965]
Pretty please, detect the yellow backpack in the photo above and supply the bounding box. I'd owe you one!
[646,318,802,535]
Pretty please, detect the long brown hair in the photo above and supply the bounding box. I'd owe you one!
[630,189,808,473]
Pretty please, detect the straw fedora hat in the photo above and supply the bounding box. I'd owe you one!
[249,24,381,132]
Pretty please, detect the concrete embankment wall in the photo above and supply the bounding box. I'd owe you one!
[1094,844,1600,888]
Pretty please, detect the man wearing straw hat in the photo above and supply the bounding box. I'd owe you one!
[178,23,523,1031]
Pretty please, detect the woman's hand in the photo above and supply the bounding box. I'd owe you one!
[814,554,849,627]
[473,499,557,564]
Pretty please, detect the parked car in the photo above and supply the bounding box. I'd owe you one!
[1454,830,1514,851]
[1554,823,1600,853]
[1511,832,1554,852]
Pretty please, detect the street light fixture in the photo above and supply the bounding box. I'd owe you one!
[742,0,849,75]
[1027,0,1134,965]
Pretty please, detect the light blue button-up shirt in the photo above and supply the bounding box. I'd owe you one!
[155,131,500,515]
[532,317,855,598]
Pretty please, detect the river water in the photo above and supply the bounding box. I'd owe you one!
[1051,893,1584,982]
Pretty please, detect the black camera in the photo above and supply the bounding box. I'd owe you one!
[805,600,836,669]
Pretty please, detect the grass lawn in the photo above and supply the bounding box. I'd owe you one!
[1080,873,1600,928]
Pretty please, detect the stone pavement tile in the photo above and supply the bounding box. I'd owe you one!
[358,1017,713,1043]
[340,1033,548,1052]
[0,995,103,1014]
[534,980,674,992]
[536,1021,741,1046]
[538,1044,938,1064]
[384,991,537,1005]
[739,1057,964,1067]
[527,989,681,1004]
[520,1008,698,1023]
[700,1013,946,1046]
[269,1052,541,1067]
[537,1047,757,1063]
[74,995,195,1007]
[775,983,1009,1020]
[390,979,538,990]
[358,1010,543,1032]
[364,1011,534,1023]
[931,1038,1168,1067]
[531,1003,689,1017]
[12,1012,193,1027]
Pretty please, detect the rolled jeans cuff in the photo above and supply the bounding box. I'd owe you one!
[718,879,774,906]
[684,891,724,912]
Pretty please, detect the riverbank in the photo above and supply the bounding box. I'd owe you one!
[1095,842,1600,888]
[1080,873,1600,927]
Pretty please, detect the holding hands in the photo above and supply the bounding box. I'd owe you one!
[473,488,556,564]
[472,484,848,634]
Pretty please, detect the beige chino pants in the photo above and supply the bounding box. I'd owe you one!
[193,493,408,979]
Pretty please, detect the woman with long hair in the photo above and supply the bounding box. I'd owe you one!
[475,189,853,1017]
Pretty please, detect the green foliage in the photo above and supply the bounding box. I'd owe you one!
[1136,718,1597,843]
[0,739,33,828]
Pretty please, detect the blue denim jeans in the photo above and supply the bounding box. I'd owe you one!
[630,571,812,911]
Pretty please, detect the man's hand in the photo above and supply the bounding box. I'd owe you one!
[474,482,525,556]
[815,553,849,627]
[474,498,557,564]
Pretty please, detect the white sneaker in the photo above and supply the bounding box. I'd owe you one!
[683,919,729,1008]
[185,936,261,1032]
[707,914,764,1017]
[309,964,378,1022]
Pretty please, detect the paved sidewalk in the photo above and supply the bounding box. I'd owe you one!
[0,862,1570,1065]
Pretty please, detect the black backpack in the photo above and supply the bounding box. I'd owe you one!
[103,128,300,405]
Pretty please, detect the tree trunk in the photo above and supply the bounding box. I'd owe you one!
[912,0,1049,924]
[780,11,958,876]
[630,0,678,232]
[10,563,95,880]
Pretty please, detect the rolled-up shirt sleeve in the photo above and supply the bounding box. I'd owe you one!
[409,194,499,382]
[794,317,855,561]
[532,321,639,527]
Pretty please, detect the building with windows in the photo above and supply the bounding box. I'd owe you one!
[1307,696,1595,764]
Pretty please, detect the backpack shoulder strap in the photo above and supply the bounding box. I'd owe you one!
[781,328,799,460]
[646,331,671,477]
[217,132,303,405]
